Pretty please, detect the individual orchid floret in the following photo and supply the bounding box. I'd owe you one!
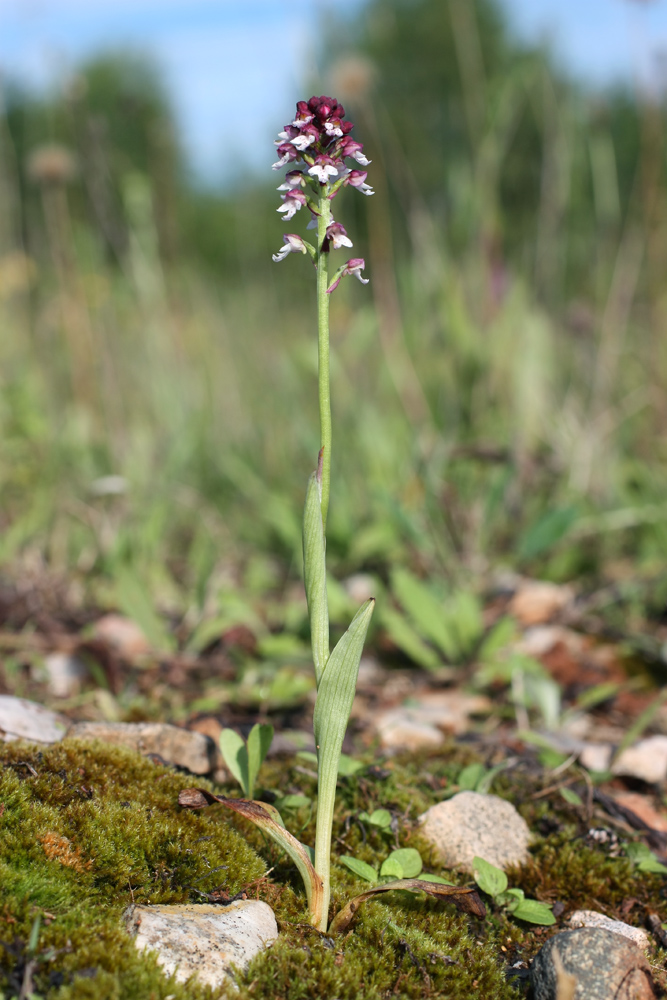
[338,137,371,166]
[272,142,299,170]
[324,222,353,251]
[277,170,306,192]
[308,156,339,184]
[326,258,369,293]
[344,170,375,196]
[272,233,315,262]
[277,188,308,220]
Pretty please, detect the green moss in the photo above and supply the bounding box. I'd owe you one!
[3,738,666,998]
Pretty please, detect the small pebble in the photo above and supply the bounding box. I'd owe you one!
[567,910,650,950]
[43,652,88,698]
[0,695,68,744]
[531,928,656,1000]
[612,735,667,784]
[125,901,278,988]
[419,791,531,871]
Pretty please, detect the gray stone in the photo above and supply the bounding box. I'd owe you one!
[531,928,656,1000]
[67,721,215,774]
[0,695,68,744]
[419,791,531,871]
[124,901,278,988]
[567,911,650,950]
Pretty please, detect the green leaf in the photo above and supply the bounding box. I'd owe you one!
[637,858,667,875]
[518,505,578,561]
[458,763,486,791]
[276,794,311,810]
[219,729,249,796]
[390,568,458,660]
[337,753,364,777]
[303,470,329,686]
[510,899,556,925]
[313,599,375,866]
[381,848,423,879]
[368,808,392,829]
[379,605,440,671]
[246,723,274,799]
[476,762,510,794]
[472,856,508,897]
[418,873,455,885]
[339,856,378,883]
[560,787,583,806]
[627,843,667,874]
[113,565,175,653]
[496,888,524,906]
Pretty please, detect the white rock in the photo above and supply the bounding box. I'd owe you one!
[567,910,650,950]
[375,691,490,750]
[376,713,444,751]
[68,721,215,774]
[579,742,613,773]
[43,652,88,697]
[125,901,278,988]
[0,695,69,744]
[612,735,667,784]
[419,791,531,872]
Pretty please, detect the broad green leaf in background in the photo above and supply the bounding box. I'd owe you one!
[379,605,440,671]
[246,723,274,798]
[458,763,486,791]
[560,787,583,806]
[303,470,329,686]
[337,753,365,777]
[518,505,578,562]
[358,808,392,829]
[380,848,423,879]
[219,729,248,795]
[390,568,459,660]
[114,564,175,652]
[339,856,378,883]
[625,842,667,875]
[472,856,508,897]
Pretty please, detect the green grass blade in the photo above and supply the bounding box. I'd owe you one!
[390,567,458,659]
[303,470,329,686]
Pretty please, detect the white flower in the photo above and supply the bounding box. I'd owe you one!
[308,162,339,183]
[272,234,308,262]
[290,133,316,151]
[272,151,293,170]
[351,150,371,166]
[324,122,343,138]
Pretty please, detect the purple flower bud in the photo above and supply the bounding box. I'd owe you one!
[277,170,306,191]
[326,258,369,293]
[339,137,371,166]
[272,233,309,262]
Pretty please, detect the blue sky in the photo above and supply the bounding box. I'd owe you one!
[2,0,667,183]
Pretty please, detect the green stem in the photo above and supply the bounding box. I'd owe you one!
[313,190,333,930]
[316,194,332,529]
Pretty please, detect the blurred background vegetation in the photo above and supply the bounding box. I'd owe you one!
[1,0,666,662]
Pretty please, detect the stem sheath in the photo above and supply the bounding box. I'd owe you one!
[316,195,332,529]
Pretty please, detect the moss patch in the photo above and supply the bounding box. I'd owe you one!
[3,738,666,998]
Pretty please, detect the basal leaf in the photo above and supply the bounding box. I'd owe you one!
[339,856,378,883]
[246,723,274,798]
[368,809,392,829]
[510,899,556,925]
[219,729,249,796]
[178,788,323,914]
[381,848,422,879]
[328,879,486,935]
[379,605,440,671]
[303,470,329,685]
[472,856,508,898]
[390,568,458,659]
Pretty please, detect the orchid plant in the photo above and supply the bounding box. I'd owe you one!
[179,97,484,935]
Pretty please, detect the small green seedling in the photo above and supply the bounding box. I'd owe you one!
[472,856,555,925]
[358,808,392,830]
[219,723,274,799]
[625,841,667,875]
